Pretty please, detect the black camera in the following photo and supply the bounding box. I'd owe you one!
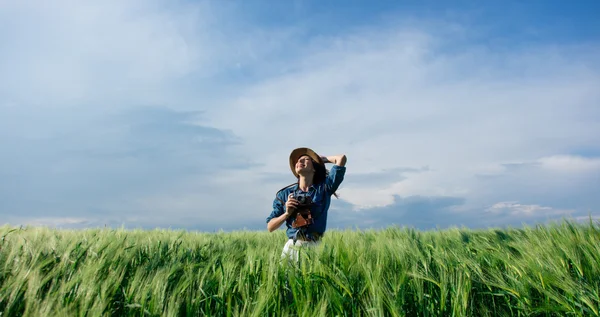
[290,193,314,228]
[294,193,312,207]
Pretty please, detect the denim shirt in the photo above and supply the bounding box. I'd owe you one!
[266,165,346,239]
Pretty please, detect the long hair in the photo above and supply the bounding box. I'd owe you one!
[312,159,339,199]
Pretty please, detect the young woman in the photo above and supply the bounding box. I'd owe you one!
[266,147,347,260]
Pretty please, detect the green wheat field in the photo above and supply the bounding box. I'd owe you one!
[1,219,599,316]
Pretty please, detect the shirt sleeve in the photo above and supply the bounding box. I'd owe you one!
[266,190,286,223]
[325,165,346,195]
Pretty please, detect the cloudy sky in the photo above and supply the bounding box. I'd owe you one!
[1,0,599,232]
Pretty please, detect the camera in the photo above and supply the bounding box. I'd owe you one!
[294,193,312,207]
[290,193,314,228]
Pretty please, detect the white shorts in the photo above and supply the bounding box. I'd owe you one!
[281,238,320,262]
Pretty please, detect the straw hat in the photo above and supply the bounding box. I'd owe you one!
[289,147,324,178]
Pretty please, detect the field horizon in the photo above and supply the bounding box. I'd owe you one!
[1,217,599,316]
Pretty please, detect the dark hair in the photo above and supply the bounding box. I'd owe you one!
[312,159,339,199]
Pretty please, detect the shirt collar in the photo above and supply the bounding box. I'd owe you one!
[293,183,316,193]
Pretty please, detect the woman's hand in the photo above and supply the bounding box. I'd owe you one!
[285,194,299,215]
[267,194,298,232]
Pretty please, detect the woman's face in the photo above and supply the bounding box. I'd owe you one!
[295,155,315,174]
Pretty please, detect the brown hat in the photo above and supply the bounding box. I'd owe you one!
[289,147,324,178]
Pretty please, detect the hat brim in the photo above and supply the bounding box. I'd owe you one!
[289,147,324,178]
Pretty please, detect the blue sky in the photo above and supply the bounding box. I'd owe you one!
[1,0,599,231]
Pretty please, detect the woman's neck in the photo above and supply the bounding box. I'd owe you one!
[297,175,314,192]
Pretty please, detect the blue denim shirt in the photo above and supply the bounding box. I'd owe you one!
[266,165,346,239]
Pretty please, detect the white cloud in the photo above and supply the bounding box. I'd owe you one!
[573,214,600,223]
[4,217,92,228]
[476,201,577,228]
[334,187,397,211]
[538,155,600,173]
[485,201,572,217]
[1,1,199,106]
[0,0,286,110]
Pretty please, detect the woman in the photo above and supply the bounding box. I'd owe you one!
[266,147,347,260]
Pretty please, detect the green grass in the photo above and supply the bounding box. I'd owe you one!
[0,218,599,316]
